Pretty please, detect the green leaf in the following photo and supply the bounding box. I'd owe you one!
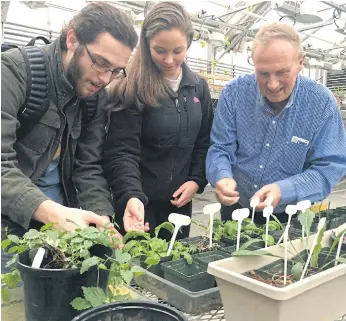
[154,222,174,238]
[80,249,90,259]
[98,263,108,270]
[39,223,56,232]
[71,237,84,244]
[46,230,59,244]
[183,252,193,264]
[1,239,12,251]
[2,270,21,288]
[122,231,150,244]
[1,287,12,303]
[120,270,133,284]
[123,240,138,253]
[80,256,99,274]
[115,251,131,264]
[7,235,20,245]
[261,234,275,246]
[291,262,304,280]
[82,286,106,307]
[145,252,160,266]
[83,240,93,249]
[311,224,326,267]
[70,297,91,311]
[7,246,19,254]
[298,209,315,236]
[232,249,273,257]
[240,238,263,250]
[311,244,322,267]
[24,229,40,240]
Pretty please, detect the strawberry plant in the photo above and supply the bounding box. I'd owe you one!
[1,223,143,311]
[122,222,193,267]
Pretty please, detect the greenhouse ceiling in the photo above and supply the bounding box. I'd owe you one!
[2,1,346,70]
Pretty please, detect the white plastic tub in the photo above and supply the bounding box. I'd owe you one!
[208,230,346,321]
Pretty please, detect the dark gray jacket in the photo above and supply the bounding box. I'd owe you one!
[1,38,114,233]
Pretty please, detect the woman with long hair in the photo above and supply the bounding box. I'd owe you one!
[105,1,213,240]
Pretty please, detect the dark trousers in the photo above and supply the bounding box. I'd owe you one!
[220,203,293,225]
[114,200,192,241]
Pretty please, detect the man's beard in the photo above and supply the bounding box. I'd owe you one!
[66,46,83,91]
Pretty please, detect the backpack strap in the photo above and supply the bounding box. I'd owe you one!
[16,46,51,140]
[26,36,50,46]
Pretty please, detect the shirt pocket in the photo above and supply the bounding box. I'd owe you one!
[19,108,61,154]
[280,140,310,175]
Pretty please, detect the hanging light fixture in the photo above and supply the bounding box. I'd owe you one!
[295,1,323,24]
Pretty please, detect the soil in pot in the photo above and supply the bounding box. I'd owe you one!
[180,236,226,253]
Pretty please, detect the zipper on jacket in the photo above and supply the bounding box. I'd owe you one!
[183,96,189,137]
[169,99,182,184]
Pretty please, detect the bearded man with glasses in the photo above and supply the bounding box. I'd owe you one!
[1,2,147,273]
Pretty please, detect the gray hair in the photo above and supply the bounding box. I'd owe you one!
[252,22,303,58]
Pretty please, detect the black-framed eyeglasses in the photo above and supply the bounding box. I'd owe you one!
[84,44,126,79]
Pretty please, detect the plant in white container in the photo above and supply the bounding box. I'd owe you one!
[208,212,346,321]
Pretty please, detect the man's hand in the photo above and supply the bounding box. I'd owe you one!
[34,200,121,239]
[171,181,199,208]
[123,198,150,232]
[215,178,240,205]
[251,183,281,210]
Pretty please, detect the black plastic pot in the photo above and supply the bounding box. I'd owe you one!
[139,255,172,277]
[71,301,188,321]
[161,259,215,292]
[17,244,112,321]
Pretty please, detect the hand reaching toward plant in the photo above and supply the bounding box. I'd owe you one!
[251,183,281,210]
[171,181,199,208]
[124,198,150,232]
[215,177,240,205]
[33,200,122,239]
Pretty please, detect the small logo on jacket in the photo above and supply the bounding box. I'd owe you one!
[193,97,200,104]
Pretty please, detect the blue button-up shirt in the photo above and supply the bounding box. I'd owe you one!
[206,74,346,213]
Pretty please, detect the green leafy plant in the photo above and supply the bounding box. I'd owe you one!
[122,222,193,267]
[1,224,143,311]
[213,218,281,246]
[232,211,346,286]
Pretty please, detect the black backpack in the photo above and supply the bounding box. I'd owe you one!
[1,36,98,139]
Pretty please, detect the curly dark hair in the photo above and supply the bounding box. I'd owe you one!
[60,2,138,51]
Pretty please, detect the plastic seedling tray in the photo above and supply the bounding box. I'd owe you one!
[134,268,222,314]
[192,250,230,267]
[161,259,215,292]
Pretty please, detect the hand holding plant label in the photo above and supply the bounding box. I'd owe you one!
[251,183,281,210]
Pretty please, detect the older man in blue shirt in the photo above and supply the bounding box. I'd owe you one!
[206,22,346,224]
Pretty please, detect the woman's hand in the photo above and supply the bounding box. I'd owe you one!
[171,181,199,208]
